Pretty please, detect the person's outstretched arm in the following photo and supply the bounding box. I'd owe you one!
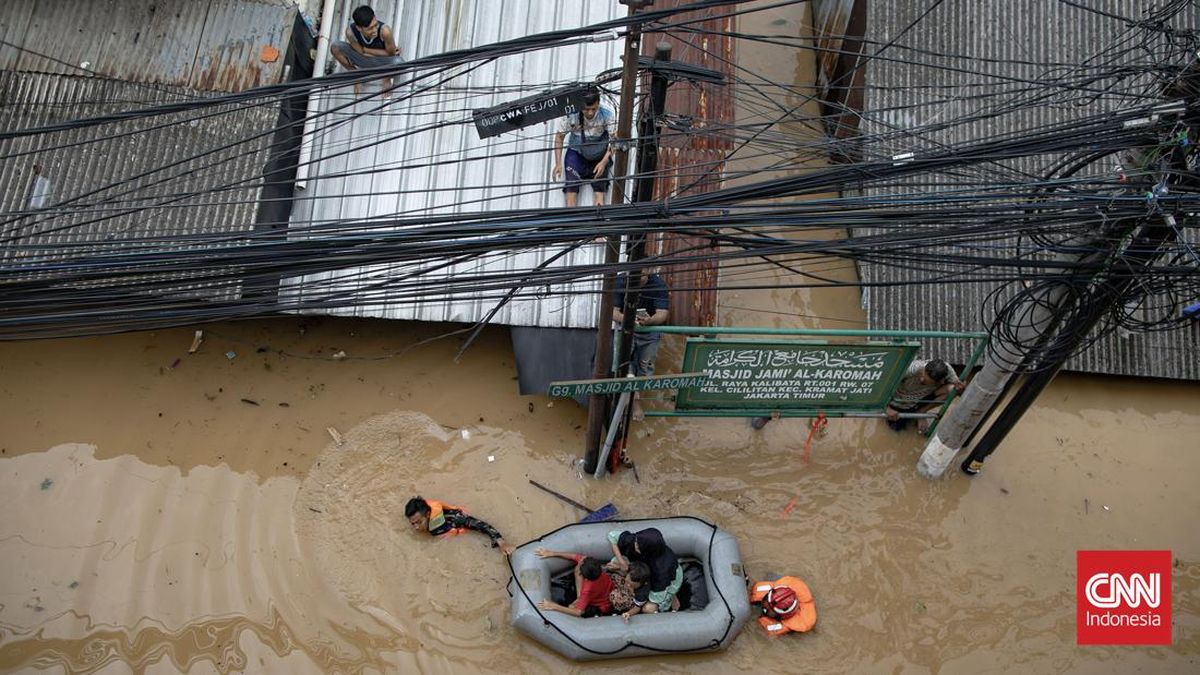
[534,548,580,561]
[448,512,513,554]
[537,599,585,616]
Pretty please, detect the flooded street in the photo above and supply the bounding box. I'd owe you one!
[1,315,1197,673]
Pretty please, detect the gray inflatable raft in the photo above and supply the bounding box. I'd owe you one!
[507,516,751,661]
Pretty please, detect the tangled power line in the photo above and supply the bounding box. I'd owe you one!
[0,0,1197,356]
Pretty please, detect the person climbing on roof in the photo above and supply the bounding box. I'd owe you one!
[404,496,513,556]
[749,576,817,637]
[330,5,403,96]
[534,548,615,617]
[607,528,683,616]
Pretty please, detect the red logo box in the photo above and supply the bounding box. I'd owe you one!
[1077,550,1171,645]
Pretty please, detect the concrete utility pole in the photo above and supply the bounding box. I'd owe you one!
[584,1,648,474]
[918,102,1192,479]
[957,215,1182,474]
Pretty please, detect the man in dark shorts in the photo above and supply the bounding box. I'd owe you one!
[551,89,615,207]
[330,5,403,96]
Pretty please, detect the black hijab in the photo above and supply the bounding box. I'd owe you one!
[632,528,679,592]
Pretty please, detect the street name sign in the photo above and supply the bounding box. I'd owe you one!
[473,85,590,139]
[548,373,708,398]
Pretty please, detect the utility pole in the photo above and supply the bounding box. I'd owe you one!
[918,102,1192,479]
[614,42,673,380]
[958,210,1188,473]
[584,1,648,474]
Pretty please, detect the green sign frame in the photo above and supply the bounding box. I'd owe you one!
[674,339,919,412]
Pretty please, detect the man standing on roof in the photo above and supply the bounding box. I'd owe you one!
[885,358,965,433]
[330,5,403,96]
[551,89,615,207]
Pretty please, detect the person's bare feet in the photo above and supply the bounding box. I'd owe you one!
[631,400,645,421]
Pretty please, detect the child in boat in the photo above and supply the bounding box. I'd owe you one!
[404,496,513,555]
[612,561,650,621]
[534,548,615,617]
[607,528,683,614]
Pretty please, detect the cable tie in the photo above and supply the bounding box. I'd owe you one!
[1122,115,1158,129]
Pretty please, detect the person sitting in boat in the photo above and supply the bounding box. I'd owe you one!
[533,548,615,617]
[607,528,683,616]
[404,496,513,555]
[749,576,817,636]
[614,562,652,622]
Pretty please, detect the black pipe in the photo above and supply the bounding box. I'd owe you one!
[246,13,316,302]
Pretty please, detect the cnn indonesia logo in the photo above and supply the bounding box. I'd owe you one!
[1077,550,1172,645]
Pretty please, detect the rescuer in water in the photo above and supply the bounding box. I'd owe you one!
[404,496,513,555]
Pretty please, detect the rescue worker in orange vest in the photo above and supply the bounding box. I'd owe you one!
[405,496,513,556]
[749,576,817,636]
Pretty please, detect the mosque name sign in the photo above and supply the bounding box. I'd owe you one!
[674,340,919,412]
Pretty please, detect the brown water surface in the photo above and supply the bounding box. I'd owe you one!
[1,316,1197,674]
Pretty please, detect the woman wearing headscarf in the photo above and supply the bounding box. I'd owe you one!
[606,527,684,619]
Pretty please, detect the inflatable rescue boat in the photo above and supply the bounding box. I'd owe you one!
[507,516,751,661]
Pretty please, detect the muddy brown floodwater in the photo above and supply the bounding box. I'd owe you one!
[0,313,1197,674]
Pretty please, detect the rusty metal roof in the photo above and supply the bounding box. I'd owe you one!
[0,1,291,308]
[858,0,1200,381]
[644,0,735,329]
[0,0,294,92]
[0,71,279,303]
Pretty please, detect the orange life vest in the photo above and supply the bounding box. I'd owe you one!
[425,499,468,537]
[749,576,817,636]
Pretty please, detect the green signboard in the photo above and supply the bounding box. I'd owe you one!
[674,339,919,411]
[548,373,708,398]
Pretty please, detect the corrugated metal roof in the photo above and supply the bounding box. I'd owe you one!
[0,0,294,92]
[0,71,278,300]
[286,0,627,329]
[859,0,1200,381]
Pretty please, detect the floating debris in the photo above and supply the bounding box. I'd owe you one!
[327,427,344,446]
[188,330,204,354]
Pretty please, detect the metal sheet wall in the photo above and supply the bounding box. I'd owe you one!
[0,0,294,92]
[286,0,626,329]
[641,0,735,328]
[0,71,278,301]
[859,0,1200,380]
